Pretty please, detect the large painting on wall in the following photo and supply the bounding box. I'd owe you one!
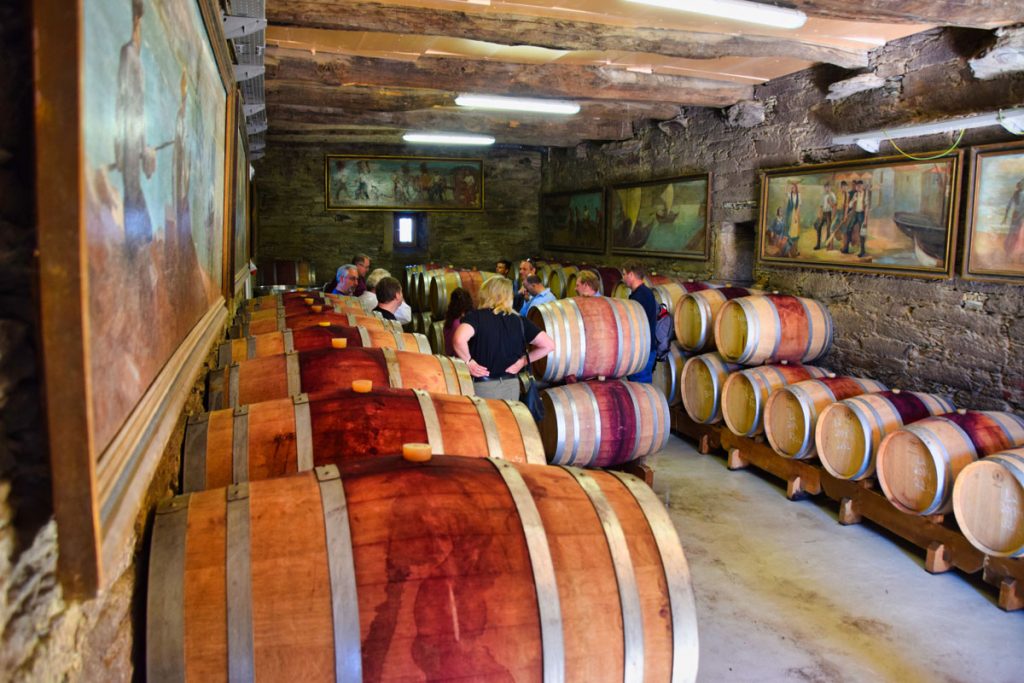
[608,174,711,259]
[233,126,250,290]
[326,155,484,211]
[758,153,962,277]
[540,189,605,253]
[964,141,1024,283]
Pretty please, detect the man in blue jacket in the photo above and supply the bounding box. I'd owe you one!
[621,260,657,383]
[519,275,555,317]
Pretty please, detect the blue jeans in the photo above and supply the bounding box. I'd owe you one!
[627,353,656,384]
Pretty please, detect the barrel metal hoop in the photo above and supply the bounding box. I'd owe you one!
[906,421,960,515]
[987,411,1024,445]
[694,294,712,350]
[471,396,505,460]
[293,393,314,472]
[228,363,240,409]
[246,335,257,360]
[504,399,547,465]
[315,465,363,682]
[347,314,357,327]
[549,388,568,465]
[276,313,287,332]
[561,466,644,683]
[226,484,255,683]
[182,412,209,493]
[217,342,232,369]
[413,389,446,454]
[487,459,565,683]
[539,304,561,382]
[382,348,403,388]
[358,326,371,348]
[566,297,586,378]
[285,351,302,396]
[283,329,295,354]
[562,384,583,466]
[609,471,700,683]
[232,406,250,485]
[646,382,669,453]
[994,452,1024,489]
[608,299,627,377]
[438,356,458,395]
[627,380,644,461]
[454,358,475,395]
[392,329,406,351]
[146,494,190,683]
[846,398,883,480]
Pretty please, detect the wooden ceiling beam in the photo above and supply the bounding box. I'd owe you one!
[265,49,753,107]
[266,1,869,68]
[783,0,1023,27]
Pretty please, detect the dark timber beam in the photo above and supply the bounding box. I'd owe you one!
[782,0,1023,27]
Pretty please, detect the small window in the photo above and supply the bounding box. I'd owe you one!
[394,212,424,249]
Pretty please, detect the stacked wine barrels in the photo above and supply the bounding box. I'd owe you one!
[954,448,1024,557]
[428,269,497,316]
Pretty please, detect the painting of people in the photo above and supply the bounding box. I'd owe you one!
[83,0,227,454]
[758,154,961,277]
[326,155,484,210]
[540,189,605,253]
[233,128,249,284]
[608,175,710,259]
[964,141,1024,283]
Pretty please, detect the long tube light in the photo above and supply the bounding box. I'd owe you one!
[402,132,496,146]
[455,94,581,115]
[833,108,1024,153]
[624,0,806,29]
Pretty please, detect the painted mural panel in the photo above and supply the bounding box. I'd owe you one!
[758,154,961,277]
[326,155,484,211]
[84,0,226,453]
[233,128,249,282]
[608,174,711,259]
[964,141,1024,283]
[540,189,605,253]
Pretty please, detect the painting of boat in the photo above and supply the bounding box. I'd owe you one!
[608,174,710,258]
[893,211,946,264]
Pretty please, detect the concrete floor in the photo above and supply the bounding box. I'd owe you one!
[652,435,1024,683]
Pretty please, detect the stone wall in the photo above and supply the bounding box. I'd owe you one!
[544,27,1024,412]
[253,144,542,282]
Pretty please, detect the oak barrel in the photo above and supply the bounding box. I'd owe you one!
[182,387,546,491]
[876,411,1024,515]
[953,449,1024,557]
[816,391,955,481]
[206,347,473,410]
[680,352,744,425]
[245,290,323,312]
[533,260,554,286]
[763,377,888,460]
[651,281,713,314]
[651,342,685,407]
[548,264,580,299]
[428,270,497,316]
[714,294,833,365]
[412,311,433,335]
[528,297,650,382]
[231,310,400,338]
[539,380,670,467]
[675,287,762,353]
[216,325,431,367]
[237,296,364,324]
[720,364,831,437]
[148,455,699,682]
[428,320,446,355]
[412,267,453,311]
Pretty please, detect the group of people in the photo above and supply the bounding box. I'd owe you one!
[326,253,411,323]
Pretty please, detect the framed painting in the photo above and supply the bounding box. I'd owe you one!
[35,0,234,595]
[758,153,962,277]
[325,155,484,211]
[232,107,251,295]
[608,174,711,259]
[540,189,606,253]
[963,140,1024,283]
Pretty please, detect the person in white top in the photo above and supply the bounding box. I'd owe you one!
[358,267,413,324]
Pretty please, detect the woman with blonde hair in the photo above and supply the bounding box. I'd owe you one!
[453,277,554,400]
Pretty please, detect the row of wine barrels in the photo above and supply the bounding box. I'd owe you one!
[675,287,762,353]
[715,294,833,366]
[148,455,699,682]
[566,266,622,298]
[256,259,317,287]
[763,377,889,460]
[533,260,554,286]
[400,262,440,305]
[410,267,452,311]
[539,380,670,467]
[816,391,956,481]
[206,347,474,410]
[680,352,744,425]
[953,448,1024,557]
[428,269,497,316]
[547,263,579,298]
[428,320,446,355]
[410,311,432,335]
[216,325,431,367]
[876,410,1024,516]
[244,290,324,312]
[231,310,402,339]
[528,297,651,382]
[237,296,363,323]
[720,363,831,437]
[650,281,714,312]
[651,343,685,407]
[182,387,546,491]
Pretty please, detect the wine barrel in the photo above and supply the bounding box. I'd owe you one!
[651,281,714,314]
[763,377,889,460]
[953,449,1024,557]
[147,455,699,682]
[675,287,763,353]
[714,294,833,365]
[680,352,743,425]
[611,273,681,300]
[400,263,441,308]
[877,411,1024,516]
[216,325,431,367]
[548,264,579,299]
[651,342,685,407]
[720,363,831,437]
[533,260,554,286]
[257,259,317,287]
[816,391,956,481]
[540,380,670,467]
[412,267,453,312]
[206,347,474,410]
[183,388,546,491]
[237,296,364,324]
[429,270,497,316]
[428,320,446,355]
[244,290,323,312]
[528,297,651,382]
[232,310,401,338]
[412,311,432,335]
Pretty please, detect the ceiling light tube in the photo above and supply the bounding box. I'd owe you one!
[455,94,581,115]
[833,107,1024,153]
[624,0,807,30]
[402,132,496,146]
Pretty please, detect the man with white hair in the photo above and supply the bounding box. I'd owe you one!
[331,264,359,296]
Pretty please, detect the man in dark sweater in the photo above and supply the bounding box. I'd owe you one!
[372,277,403,321]
[621,260,657,383]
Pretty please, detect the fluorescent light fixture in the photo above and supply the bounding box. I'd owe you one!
[455,94,581,115]
[402,132,496,146]
[624,0,807,29]
[833,107,1024,153]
